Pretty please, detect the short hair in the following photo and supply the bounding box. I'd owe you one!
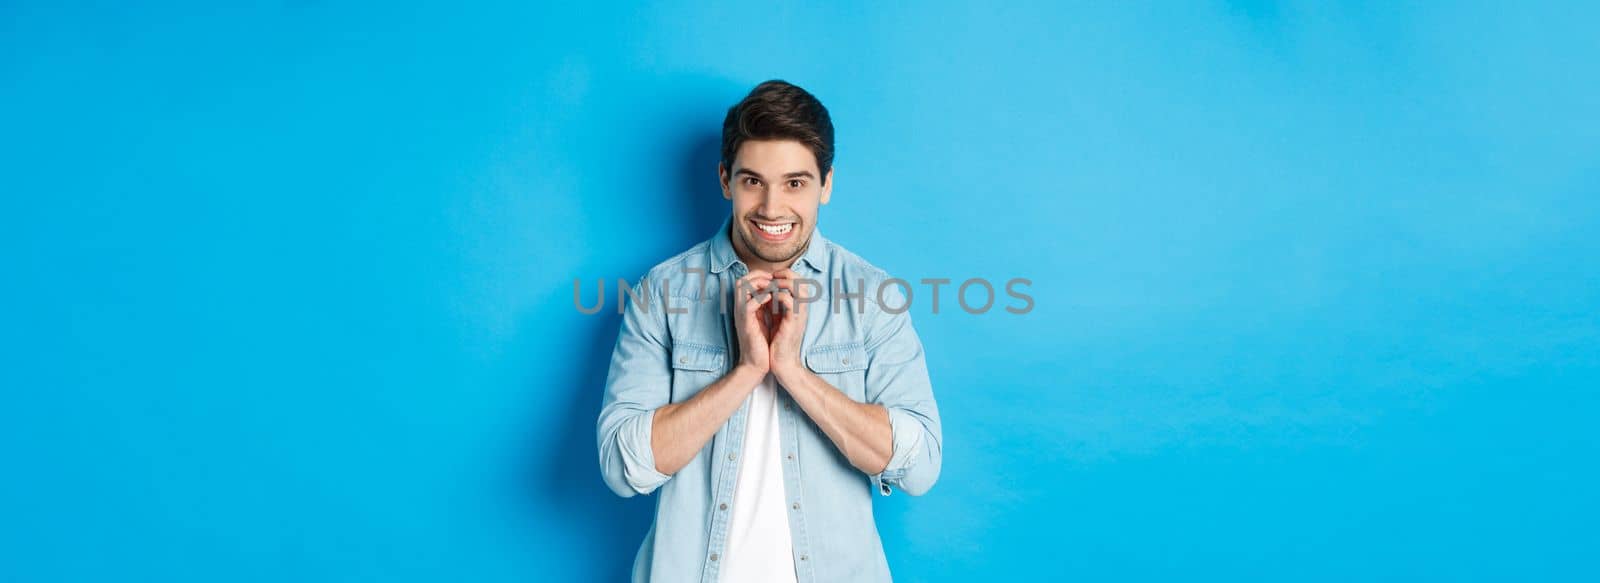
[721,80,834,184]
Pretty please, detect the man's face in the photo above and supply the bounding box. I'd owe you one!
[720,139,833,266]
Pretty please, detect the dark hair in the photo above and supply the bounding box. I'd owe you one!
[721,80,834,184]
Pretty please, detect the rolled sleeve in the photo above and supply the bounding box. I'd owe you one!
[865,279,943,497]
[597,275,674,497]
[613,404,671,495]
[871,407,927,495]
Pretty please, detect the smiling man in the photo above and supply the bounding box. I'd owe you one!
[597,80,944,582]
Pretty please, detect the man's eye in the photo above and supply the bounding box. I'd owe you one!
[744,177,760,186]
[788,180,804,189]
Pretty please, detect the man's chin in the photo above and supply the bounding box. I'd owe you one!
[751,242,804,264]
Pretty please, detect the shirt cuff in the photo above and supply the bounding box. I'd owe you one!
[620,409,671,494]
[870,407,924,496]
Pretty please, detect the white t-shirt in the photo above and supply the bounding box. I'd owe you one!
[718,373,797,582]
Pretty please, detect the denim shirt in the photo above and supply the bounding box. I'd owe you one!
[597,218,943,582]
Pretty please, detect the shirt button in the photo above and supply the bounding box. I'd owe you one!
[799,554,808,561]
[719,503,728,510]
[679,357,688,364]
[728,452,737,461]
[792,502,801,510]
[841,357,850,365]
[786,453,794,460]
[710,553,719,562]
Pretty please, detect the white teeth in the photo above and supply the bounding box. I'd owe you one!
[757,223,793,235]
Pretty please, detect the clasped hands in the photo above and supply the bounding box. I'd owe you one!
[732,268,815,381]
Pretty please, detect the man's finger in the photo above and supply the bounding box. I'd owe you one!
[776,290,798,316]
[792,285,809,317]
[737,276,773,300]
[768,288,791,314]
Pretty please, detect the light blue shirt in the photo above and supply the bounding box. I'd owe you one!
[597,217,944,582]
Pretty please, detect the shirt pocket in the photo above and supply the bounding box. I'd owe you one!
[669,342,726,403]
[804,342,869,401]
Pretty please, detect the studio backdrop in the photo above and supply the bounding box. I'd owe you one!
[3,2,1597,581]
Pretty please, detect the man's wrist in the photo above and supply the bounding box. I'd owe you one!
[728,363,768,386]
[770,360,811,387]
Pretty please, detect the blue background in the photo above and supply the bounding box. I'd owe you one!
[4,2,1597,581]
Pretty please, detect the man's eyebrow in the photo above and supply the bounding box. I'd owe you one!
[734,169,817,180]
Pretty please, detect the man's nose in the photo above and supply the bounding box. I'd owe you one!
[756,191,781,218]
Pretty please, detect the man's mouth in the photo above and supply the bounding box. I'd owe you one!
[750,219,797,242]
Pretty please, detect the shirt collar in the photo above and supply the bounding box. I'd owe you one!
[708,215,829,275]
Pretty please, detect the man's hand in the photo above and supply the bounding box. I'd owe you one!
[768,268,809,380]
[762,268,894,475]
[733,269,774,373]
[646,268,781,478]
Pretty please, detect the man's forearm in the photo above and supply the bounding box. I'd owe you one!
[650,364,765,476]
[774,366,894,474]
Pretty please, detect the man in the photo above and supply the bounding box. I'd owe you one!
[597,80,943,583]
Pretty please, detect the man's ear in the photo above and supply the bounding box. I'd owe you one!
[719,163,732,200]
[820,167,834,205]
